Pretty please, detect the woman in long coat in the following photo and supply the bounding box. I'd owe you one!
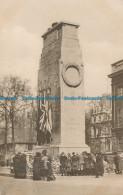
[78,153,84,175]
[13,154,21,178]
[33,152,41,180]
[95,153,104,178]
[83,153,90,175]
[20,154,27,178]
[88,153,96,175]
[114,153,122,174]
[67,153,72,176]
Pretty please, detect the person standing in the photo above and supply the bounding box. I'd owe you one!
[33,152,41,180]
[42,150,50,180]
[114,152,122,174]
[83,152,90,175]
[95,153,104,178]
[13,153,21,178]
[78,153,84,175]
[88,153,96,176]
[60,152,67,176]
[67,153,72,176]
[20,154,27,178]
[71,152,78,176]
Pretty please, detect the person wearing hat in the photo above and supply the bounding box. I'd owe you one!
[95,153,104,178]
[33,152,41,180]
[71,152,78,176]
[60,152,67,176]
[42,150,50,180]
[67,153,72,176]
[78,152,84,175]
[20,153,27,178]
[114,152,122,174]
[13,153,21,178]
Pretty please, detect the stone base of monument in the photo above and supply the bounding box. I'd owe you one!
[57,143,90,155]
[32,145,51,155]
[32,144,90,156]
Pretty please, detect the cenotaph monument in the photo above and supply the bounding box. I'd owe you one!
[37,21,90,155]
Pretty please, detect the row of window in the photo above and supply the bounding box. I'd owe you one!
[92,114,111,123]
[91,125,111,138]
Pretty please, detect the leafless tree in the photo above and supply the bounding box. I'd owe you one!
[0,76,32,155]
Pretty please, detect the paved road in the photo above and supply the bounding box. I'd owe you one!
[0,174,123,195]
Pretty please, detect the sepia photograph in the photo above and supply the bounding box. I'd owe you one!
[0,0,123,195]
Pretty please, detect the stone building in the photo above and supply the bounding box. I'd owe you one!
[87,94,112,154]
[108,60,123,152]
[37,21,89,154]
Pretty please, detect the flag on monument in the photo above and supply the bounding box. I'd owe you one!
[48,108,52,131]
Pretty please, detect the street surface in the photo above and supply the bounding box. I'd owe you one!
[0,174,123,195]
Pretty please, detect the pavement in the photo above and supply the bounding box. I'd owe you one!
[0,167,123,195]
[0,166,32,178]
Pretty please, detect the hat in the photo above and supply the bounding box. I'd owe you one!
[61,152,64,155]
[42,150,47,155]
[36,152,41,157]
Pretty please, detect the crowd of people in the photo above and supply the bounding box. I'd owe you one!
[33,150,55,181]
[60,151,104,178]
[13,150,55,181]
[12,150,123,181]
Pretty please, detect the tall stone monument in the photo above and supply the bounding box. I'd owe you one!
[38,21,90,155]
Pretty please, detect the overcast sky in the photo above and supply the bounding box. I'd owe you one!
[0,0,123,96]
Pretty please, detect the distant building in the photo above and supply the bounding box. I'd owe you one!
[108,60,123,152]
[0,101,37,164]
[86,94,112,154]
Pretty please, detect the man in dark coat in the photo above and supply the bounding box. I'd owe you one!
[114,152,122,174]
[13,154,21,178]
[88,153,96,175]
[71,152,78,176]
[83,153,90,175]
[60,152,67,176]
[20,154,27,178]
[33,152,41,180]
[95,153,104,178]
[67,153,72,176]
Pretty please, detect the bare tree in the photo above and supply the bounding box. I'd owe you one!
[0,76,32,155]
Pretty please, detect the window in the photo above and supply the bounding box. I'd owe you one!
[99,116,101,121]
[94,117,96,123]
[105,138,111,152]
[107,115,110,120]
[56,30,59,39]
[91,127,95,138]
[118,87,123,97]
[118,137,123,151]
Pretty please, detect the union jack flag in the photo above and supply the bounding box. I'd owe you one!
[39,91,52,133]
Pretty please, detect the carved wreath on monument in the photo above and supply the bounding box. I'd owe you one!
[62,63,82,87]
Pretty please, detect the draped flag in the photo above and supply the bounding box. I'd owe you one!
[39,91,52,133]
[39,108,46,131]
[48,108,52,131]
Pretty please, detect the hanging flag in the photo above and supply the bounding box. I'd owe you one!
[48,108,52,130]
[39,110,45,131]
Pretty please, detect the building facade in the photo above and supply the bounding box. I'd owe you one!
[108,60,123,152]
[87,94,112,154]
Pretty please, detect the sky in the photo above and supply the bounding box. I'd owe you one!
[0,0,123,96]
